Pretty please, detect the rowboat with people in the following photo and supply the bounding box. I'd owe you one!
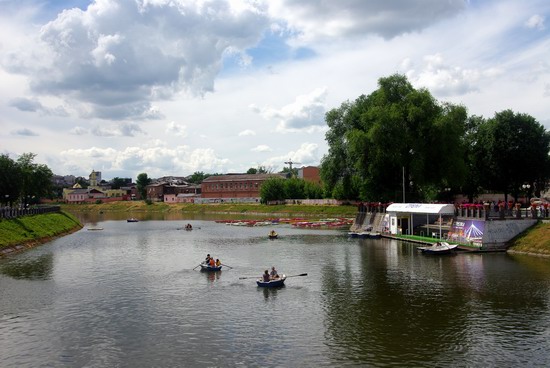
[200,263,222,272]
[256,274,286,287]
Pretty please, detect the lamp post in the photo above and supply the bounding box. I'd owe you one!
[522,184,531,217]
[522,184,531,203]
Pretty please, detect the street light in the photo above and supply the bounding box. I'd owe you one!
[522,184,531,202]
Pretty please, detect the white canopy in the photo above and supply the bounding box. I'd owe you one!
[386,203,455,215]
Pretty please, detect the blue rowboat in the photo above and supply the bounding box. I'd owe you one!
[200,263,222,272]
[256,275,286,287]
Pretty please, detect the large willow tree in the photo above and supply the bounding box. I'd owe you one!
[320,74,468,202]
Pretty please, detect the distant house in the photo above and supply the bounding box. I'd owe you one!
[200,173,286,201]
[66,188,105,203]
[147,183,201,202]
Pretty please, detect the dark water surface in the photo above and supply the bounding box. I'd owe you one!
[1,218,550,367]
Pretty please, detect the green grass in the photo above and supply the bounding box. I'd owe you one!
[0,212,82,249]
[508,222,550,255]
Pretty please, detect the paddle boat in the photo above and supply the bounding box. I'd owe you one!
[257,274,286,287]
[200,263,222,272]
[127,218,139,222]
[418,241,458,255]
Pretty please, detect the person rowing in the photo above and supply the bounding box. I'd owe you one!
[270,266,279,279]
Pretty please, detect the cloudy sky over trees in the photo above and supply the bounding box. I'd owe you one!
[1,0,549,179]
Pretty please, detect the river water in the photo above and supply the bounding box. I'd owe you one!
[1,217,550,367]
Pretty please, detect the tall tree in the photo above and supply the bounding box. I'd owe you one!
[110,177,126,189]
[136,173,151,200]
[0,154,22,205]
[321,74,468,202]
[187,171,209,184]
[259,177,286,203]
[475,110,550,201]
[16,153,53,205]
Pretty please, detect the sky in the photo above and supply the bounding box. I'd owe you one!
[1,0,549,181]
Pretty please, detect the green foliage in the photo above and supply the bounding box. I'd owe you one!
[95,199,103,204]
[0,154,22,205]
[110,177,126,189]
[284,178,305,199]
[303,181,324,199]
[321,73,469,202]
[0,153,53,205]
[247,166,270,174]
[136,173,151,200]
[279,167,298,178]
[475,110,550,201]
[259,177,286,202]
[75,177,88,188]
[187,171,210,184]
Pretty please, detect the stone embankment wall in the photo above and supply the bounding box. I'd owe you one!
[482,219,538,250]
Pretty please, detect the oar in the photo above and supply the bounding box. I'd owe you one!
[221,263,233,269]
[239,273,307,279]
[286,273,308,277]
[193,264,202,270]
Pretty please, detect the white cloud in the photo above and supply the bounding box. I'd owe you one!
[238,129,256,136]
[91,123,145,137]
[268,0,467,43]
[525,14,545,30]
[70,126,88,135]
[9,97,69,116]
[257,87,328,132]
[3,0,270,120]
[59,143,230,179]
[262,142,320,171]
[165,121,188,137]
[406,54,482,97]
[11,128,39,136]
[251,145,272,152]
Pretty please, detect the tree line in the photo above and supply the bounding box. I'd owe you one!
[319,73,550,203]
[0,153,53,206]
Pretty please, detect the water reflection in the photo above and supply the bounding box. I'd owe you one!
[204,271,221,282]
[0,253,53,280]
[2,220,550,367]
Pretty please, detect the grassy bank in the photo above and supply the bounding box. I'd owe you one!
[60,201,358,217]
[0,211,82,251]
[508,221,550,256]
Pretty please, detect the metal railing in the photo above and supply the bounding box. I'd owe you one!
[0,205,61,220]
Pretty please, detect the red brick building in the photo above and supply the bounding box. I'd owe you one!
[201,173,286,199]
[298,166,321,185]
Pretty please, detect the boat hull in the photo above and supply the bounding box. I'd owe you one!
[418,242,458,255]
[200,264,222,272]
[256,275,286,287]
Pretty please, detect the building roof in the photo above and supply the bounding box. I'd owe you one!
[68,188,89,194]
[386,203,455,215]
[202,173,286,182]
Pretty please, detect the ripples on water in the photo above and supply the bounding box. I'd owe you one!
[1,219,550,367]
